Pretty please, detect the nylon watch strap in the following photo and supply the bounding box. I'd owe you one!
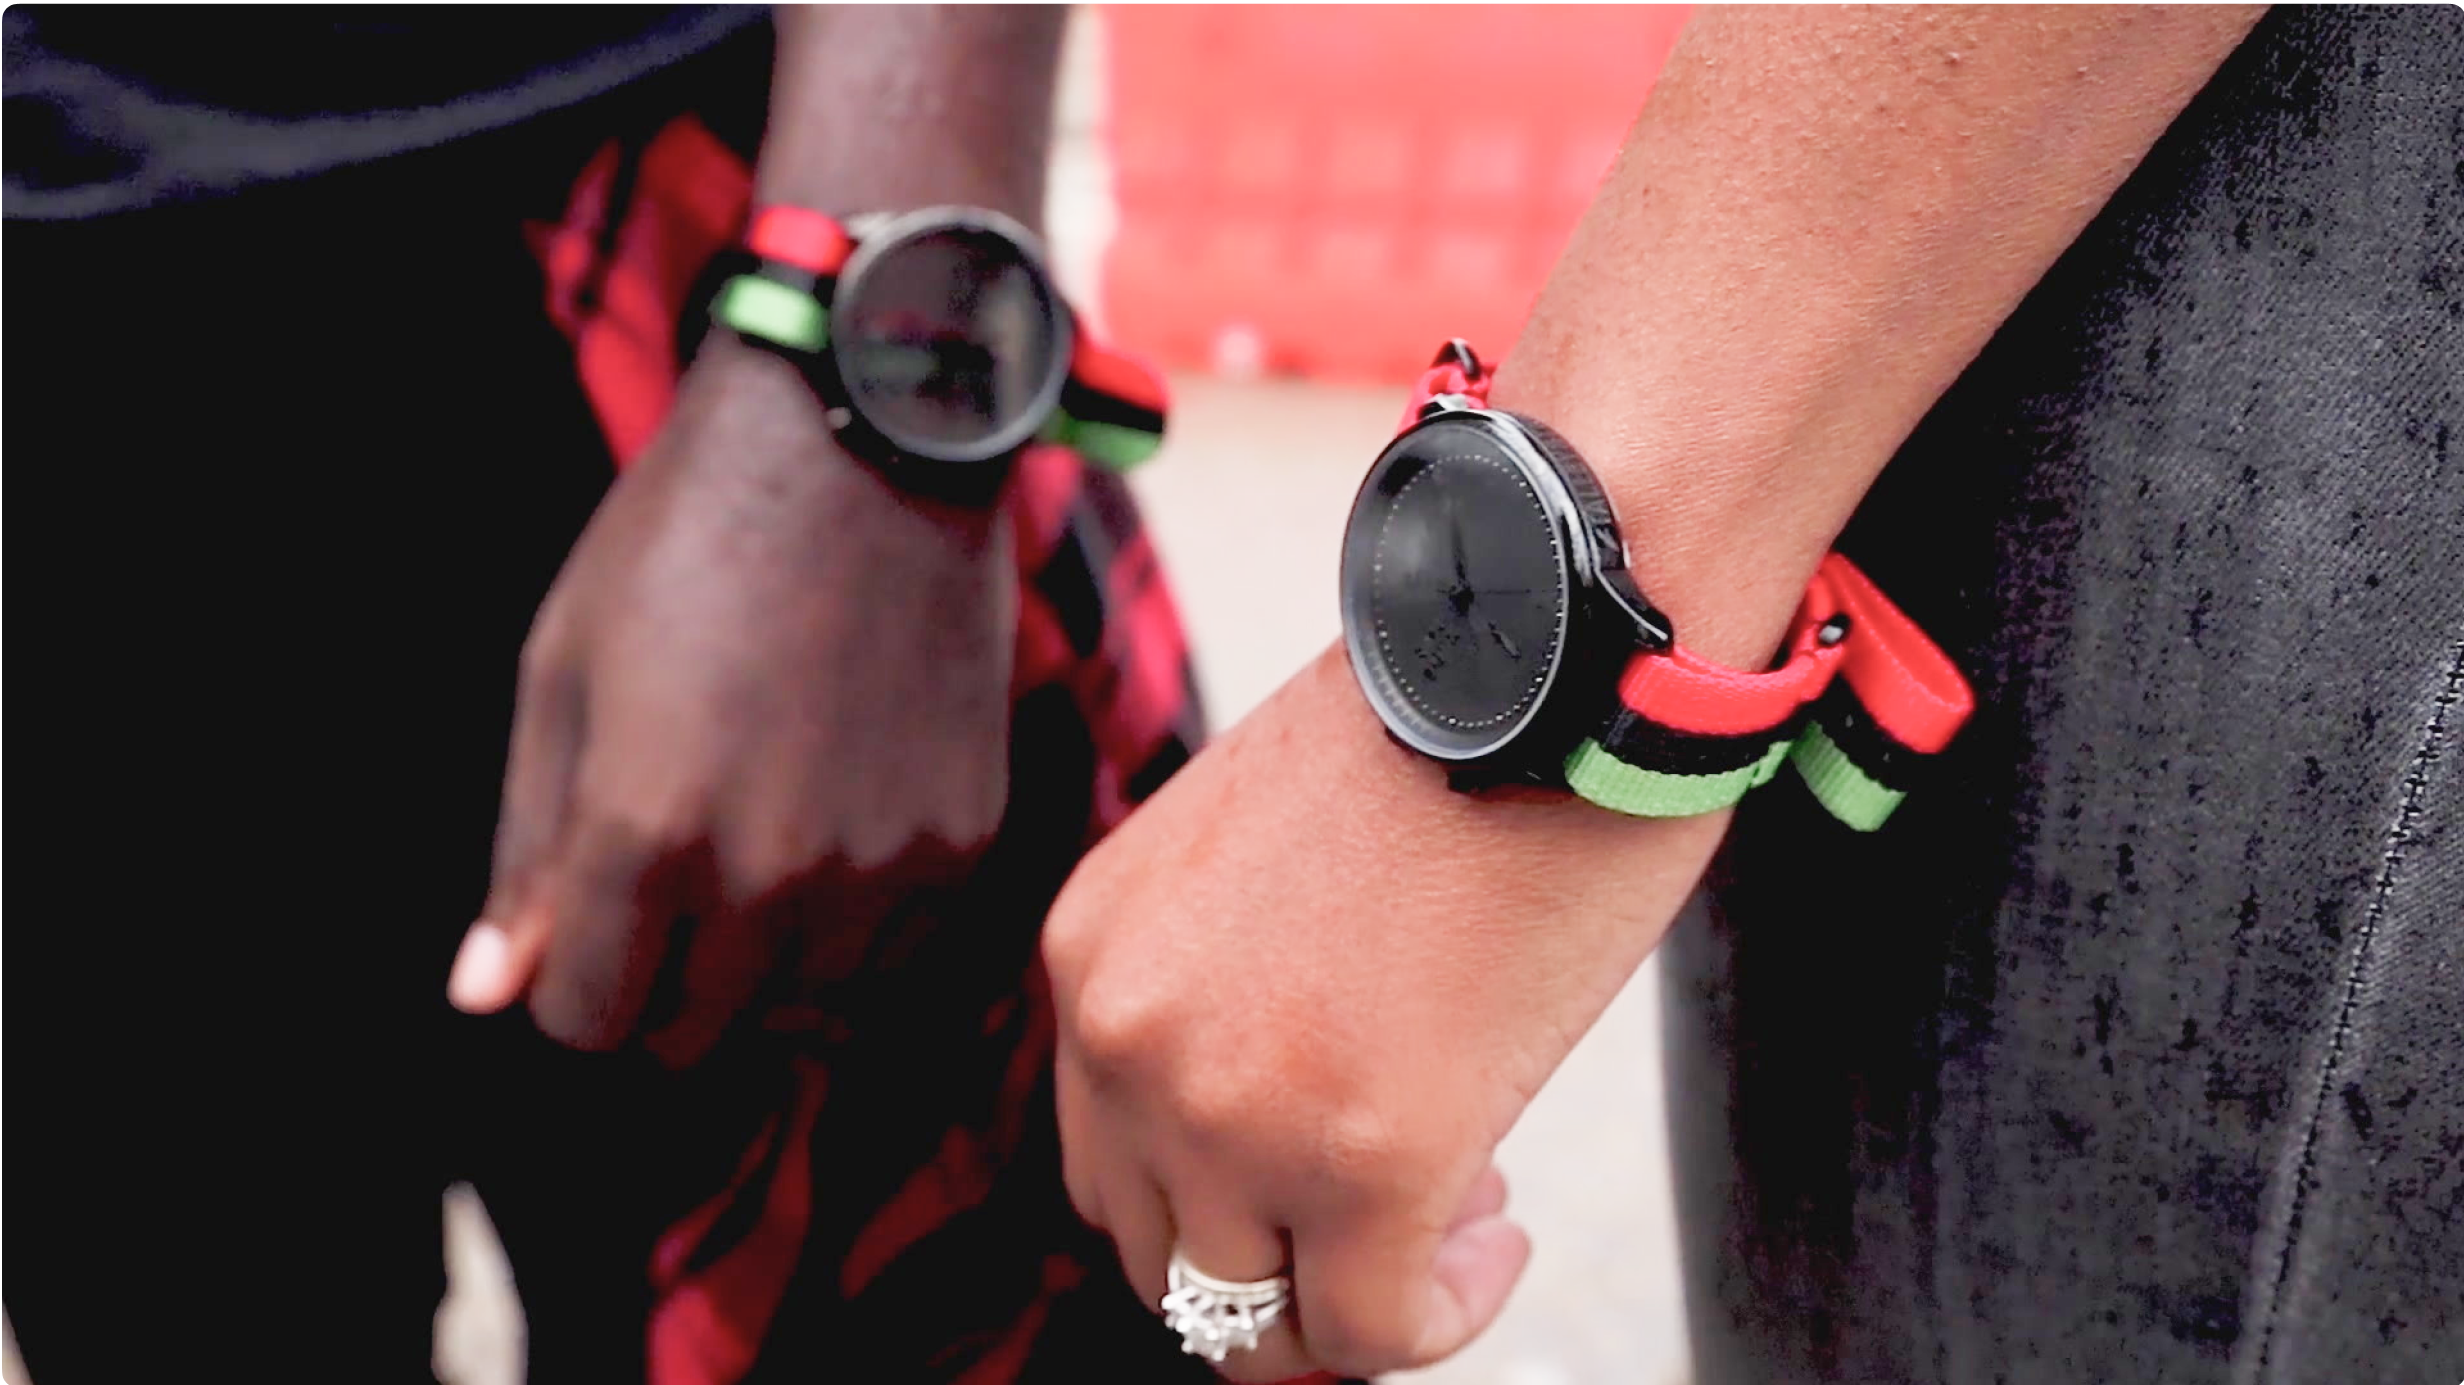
[712,205,1171,472]
[1565,553,1973,830]
[1403,343,1976,830]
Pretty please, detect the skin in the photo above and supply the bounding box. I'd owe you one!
[445,5,1068,1063]
[1043,7,2267,1381]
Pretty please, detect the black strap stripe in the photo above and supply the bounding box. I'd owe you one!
[1803,682,1929,792]
[1592,701,1813,777]
[1589,681,1942,792]
[1057,374,1165,436]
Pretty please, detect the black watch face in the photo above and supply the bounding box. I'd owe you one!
[833,220,1068,462]
[1340,416,1576,760]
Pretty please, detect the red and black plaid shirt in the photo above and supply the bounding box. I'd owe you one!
[527,113,1220,1385]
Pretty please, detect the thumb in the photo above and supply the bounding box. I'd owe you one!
[1296,1168,1532,1376]
[446,903,552,1014]
[456,645,579,1015]
[1422,1212,1532,1361]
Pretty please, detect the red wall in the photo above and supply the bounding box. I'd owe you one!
[1103,6,1692,384]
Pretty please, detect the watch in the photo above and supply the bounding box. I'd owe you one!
[1337,340,1975,830]
[707,203,1166,502]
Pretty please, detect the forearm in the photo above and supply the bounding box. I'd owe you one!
[1045,15,2275,1353]
[679,6,1068,543]
[754,4,1066,228]
[1221,5,2267,994]
[1493,4,2263,668]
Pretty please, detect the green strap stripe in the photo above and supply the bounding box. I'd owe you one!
[1043,413,1163,472]
[1788,721,1906,831]
[1567,717,1917,830]
[1564,737,1792,818]
[711,276,1165,472]
[714,275,828,353]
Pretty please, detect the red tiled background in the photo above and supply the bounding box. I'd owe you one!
[1102,5,1693,384]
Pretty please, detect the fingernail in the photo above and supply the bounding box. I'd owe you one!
[447,924,513,1012]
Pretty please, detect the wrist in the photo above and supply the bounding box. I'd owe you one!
[676,334,1009,552]
[1482,367,1842,672]
[753,165,1048,240]
[1294,640,1729,935]
[753,7,1062,232]
[1348,346,1971,834]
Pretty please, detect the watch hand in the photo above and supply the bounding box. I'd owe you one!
[1480,615,1520,659]
[1446,493,1471,589]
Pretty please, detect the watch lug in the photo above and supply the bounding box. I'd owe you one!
[1600,569,1675,651]
[1429,337,1484,378]
[1444,760,1554,794]
[1444,764,1492,793]
[1417,339,1488,421]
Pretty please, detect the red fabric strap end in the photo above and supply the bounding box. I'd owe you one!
[1068,324,1170,416]
[1811,553,1974,753]
[1614,601,1847,737]
[1403,355,1490,430]
[1616,555,1974,748]
[1402,342,1972,751]
[746,205,852,275]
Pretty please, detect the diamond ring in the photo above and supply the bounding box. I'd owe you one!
[1158,1248,1293,1362]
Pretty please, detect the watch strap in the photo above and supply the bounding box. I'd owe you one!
[1044,322,1169,470]
[746,203,853,275]
[1405,340,1975,830]
[1567,553,1972,829]
[715,205,1169,471]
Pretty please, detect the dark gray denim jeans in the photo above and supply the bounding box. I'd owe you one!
[1667,8,2462,1383]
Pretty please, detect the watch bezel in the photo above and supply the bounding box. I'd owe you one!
[1340,406,1658,774]
[826,204,1075,469]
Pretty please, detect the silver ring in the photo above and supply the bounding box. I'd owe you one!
[1158,1248,1293,1362]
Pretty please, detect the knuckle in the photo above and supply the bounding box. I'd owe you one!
[1066,977,1170,1077]
[527,974,624,1052]
[516,607,573,689]
[1171,1063,1283,1148]
[712,827,814,903]
[580,765,713,852]
[1038,898,1103,985]
[575,804,690,872]
[1315,1102,1413,1189]
[1151,1038,1415,1175]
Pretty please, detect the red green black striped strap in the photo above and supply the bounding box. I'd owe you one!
[713,205,1169,470]
[1568,553,1972,829]
[1411,347,1976,830]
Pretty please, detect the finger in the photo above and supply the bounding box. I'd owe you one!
[446,906,553,1015]
[638,808,855,1067]
[1291,1191,1531,1376]
[1053,1038,1111,1230]
[1429,1214,1531,1354]
[450,634,584,1012]
[525,813,681,1051]
[1163,1175,1313,1384]
[1447,1164,1509,1232]
[1098,1171,1176,1333]
[486,647,584,908]
[640,890,788,1068]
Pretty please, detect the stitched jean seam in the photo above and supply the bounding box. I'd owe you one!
[2249,635,2464,1376]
